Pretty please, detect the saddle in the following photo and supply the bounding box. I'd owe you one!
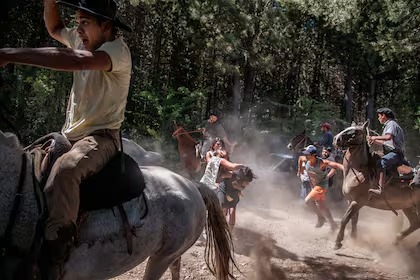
[370,151,416,186]
[28,133,146,211]
[27,133,147,255]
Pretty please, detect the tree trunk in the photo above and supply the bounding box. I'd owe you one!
[240,61,255,127]
[344,67,353,122]
[367,78,376,123]
[232,69,241,139]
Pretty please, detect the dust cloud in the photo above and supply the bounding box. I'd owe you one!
[223,126,420,279]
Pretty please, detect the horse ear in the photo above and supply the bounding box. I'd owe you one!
[362,120,370,129]
[302,129,306,134]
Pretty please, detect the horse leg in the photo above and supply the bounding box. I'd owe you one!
[169,257,181,280]
[334,201,362,250]
[143,254,181,280]
[350,209,359,239]
[393,206,420,246]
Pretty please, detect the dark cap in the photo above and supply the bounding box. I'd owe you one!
[302,145,318,155]
[376,107,395,119]
[56,0,132,32]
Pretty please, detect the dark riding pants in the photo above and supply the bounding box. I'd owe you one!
[44,129,119,240]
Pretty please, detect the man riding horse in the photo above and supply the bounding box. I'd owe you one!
[367,108,406,195]
[0,0,132,278]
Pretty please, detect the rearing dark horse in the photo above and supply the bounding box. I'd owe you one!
[287,130,314,153]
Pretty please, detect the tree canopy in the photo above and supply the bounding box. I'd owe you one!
[0,0,418,160]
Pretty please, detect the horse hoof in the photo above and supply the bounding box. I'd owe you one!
[334,243,342,250]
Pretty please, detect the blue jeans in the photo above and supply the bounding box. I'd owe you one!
[300,181,311,200]
[380,152,403,172]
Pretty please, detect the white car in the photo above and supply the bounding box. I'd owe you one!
[122,138,163,166]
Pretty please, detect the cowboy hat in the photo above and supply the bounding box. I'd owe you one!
[56,0,132,32]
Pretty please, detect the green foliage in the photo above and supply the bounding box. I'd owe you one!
[0,0,418,160]
[415,107,420,132]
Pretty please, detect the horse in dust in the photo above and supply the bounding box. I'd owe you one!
[286,130,314,153]
[0,131,237,280]
[333,121,419,250]
[172,125,203,178]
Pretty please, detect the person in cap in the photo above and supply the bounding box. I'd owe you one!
[199,112,235,158]
[302,145,343,231]
[316,122,334,150]
[0,0,132,278]
[367,108,406,195]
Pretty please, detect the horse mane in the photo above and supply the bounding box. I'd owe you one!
[0,131,23,152]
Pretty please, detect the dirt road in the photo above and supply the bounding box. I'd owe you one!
[113,171,420,280]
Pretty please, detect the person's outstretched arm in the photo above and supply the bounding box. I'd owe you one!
[0,48,112,71]
[44,0,66,44]
[323,159,344,172]
[220,158,243,171]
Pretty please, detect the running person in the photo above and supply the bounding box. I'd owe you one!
[217,166,256,232]
[302,145,342,231]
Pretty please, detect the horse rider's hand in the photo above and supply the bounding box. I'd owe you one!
[367,136,374,145]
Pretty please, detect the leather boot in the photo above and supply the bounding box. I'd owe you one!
[42,224,76,280]
[369,170,385,195]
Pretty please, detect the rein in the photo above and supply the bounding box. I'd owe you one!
[0,153,27,257]
[343,149,363,184]
[172,128,202,137]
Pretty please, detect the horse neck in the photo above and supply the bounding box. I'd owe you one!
[178,133,195,146]
[294,136,312,151]
[344,143,369,169]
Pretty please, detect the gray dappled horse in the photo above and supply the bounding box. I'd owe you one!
[333,122,419,250]
[0,131,236,280]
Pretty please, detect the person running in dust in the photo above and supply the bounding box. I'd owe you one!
[297,154,311,200]
[302,145,343,231]
[217,166,256,232]
[200,149,243,191]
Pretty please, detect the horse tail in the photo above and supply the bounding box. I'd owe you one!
[196,183,239,280]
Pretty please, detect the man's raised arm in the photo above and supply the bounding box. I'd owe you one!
[44,0,66,44]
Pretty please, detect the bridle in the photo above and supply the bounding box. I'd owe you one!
[342,126,371,184]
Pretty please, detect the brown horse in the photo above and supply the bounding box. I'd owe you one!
[172,125,202,178]
[333,121,420,250]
